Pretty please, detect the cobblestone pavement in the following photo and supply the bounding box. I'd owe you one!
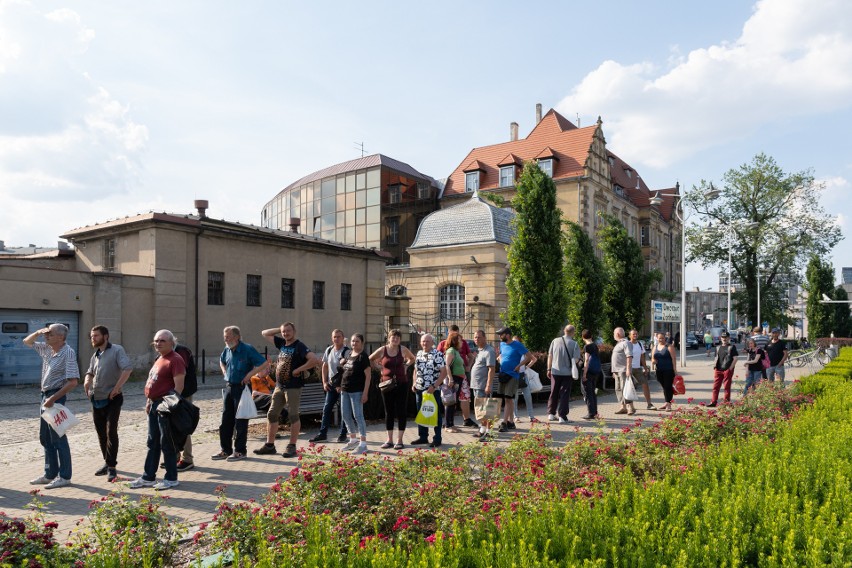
[0,353,810,534]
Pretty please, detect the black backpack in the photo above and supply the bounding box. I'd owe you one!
[174,344,198,398]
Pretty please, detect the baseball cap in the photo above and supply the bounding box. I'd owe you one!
[771,327,781,333]
[720,331,730,338]
[496,327,512,336]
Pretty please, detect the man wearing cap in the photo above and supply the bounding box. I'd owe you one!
[709,331,738,407]
[495,327,533,432]
[765,328,788,387]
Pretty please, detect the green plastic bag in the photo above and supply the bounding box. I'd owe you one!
[415,391,439,428]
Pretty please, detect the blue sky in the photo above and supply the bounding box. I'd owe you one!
[1,0,850,288]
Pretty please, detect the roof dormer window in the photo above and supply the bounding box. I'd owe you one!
[499,166,515,188]
[625,168,632,179]
[614,184,624,196]
[537,159,553,178]
[465,171,479,193]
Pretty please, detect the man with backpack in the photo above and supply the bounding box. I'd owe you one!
[171,342,197,471]
[309,329,350,443]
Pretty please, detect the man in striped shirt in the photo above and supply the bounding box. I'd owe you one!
[24,323,80,489]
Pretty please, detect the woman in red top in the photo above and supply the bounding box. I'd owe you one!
[369,329,415,450]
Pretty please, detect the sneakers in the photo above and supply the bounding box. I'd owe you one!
[253,444,277,455]
[281,444,298,458]
[335,434,349,443]
[557,417,571,424]
[351,444,367,455]
[547,414,557,421]
[95,464,109,476]
[507,422,517,430]
[342,439,360,451]
[30,475,53,485]
[707,402,718,408]
[309,434,328,443]
[446,426,461,433]
[463,418,477,427]
[428,441,442,448]
[615,407,628,415]
[44,477,70,489]
[225,452,246,462]
[176,460,194,472]
[211,451,229,460]
[581,414,596,420]
[153,479,179,491]
[129,477,156,489]
[410,438,429,445]
[107,468,118,482]
[646,403,658,411]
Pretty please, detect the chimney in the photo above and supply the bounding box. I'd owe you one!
[194,199,209,218]
[535,103,542,124]
[57,241,70,251]
[289,217,301,233]
[510,121,519,142]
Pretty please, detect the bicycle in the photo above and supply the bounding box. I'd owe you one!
[786,344,834,368]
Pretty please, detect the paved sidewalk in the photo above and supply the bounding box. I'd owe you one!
[0,353,808,533]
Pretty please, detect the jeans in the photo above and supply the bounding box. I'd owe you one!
[340,391,367,438]
[143,399,177,482]
[547,374,572,418]
[582,372,599,417]
[415,389,444,443]
[40,390,72,480]
[318,388,348,438]
[743,370,763,395]
[766,365,786,387]
[220,383,249,455]
[92,393,123,467]
[513,384,534,419]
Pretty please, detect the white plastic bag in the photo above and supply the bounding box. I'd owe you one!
[526,368,543,393]
[235,385,258,419]
[622,376,638,402]
[41,403,80,437]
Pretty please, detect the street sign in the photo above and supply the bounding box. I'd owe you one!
[652,300,681,323]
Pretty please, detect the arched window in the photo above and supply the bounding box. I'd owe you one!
[389,285,407,297]
[439,284,465,319]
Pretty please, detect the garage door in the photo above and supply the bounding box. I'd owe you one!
[0,310,81,386]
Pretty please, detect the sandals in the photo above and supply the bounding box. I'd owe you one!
[379,441,394,449]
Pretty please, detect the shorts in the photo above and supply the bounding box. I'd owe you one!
[497,376,519,398]
[472,388,488,399]
[268,386,301,423]
[456,377,471,401]
[631,367,648,386]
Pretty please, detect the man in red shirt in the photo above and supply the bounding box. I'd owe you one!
[130,329,185,491]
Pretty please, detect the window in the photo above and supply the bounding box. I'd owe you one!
[208,271,224,305]
[387,217,400,245]
[640,226,650,246]
[388,185,401,204]
[439,284,465,319]
[614,184,624,196]
[417,182,431,199]
[246,274,262,307]
[465,172,479,193]
[499,166,515,187]
[281,278,295,309]
[341,283,352,311]
[103,238,116,271]
[389,285,407,297]
[312,281,325,309]
[537,159,553,177]
[1,322,27,333]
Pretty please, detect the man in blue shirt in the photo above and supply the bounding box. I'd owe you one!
[212,326,269,462]
[495,327,533,432]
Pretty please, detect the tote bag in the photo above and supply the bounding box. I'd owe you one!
[415,392,439,427]
[526,368,543,393]
[474,397,501,422]
[235,385,258,419]
[41,403,80,438]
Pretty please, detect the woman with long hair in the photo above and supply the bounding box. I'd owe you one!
[338,333,371,455]
[369,329,415,450]
[443,332,466,433]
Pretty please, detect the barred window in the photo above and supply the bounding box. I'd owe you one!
[312,281,325,310]
[281,278,295,309]
[103,238,116,271]
[439,284,465,319]
[341,283,352,311]
[246,274,262,307]
[208,272,224,305]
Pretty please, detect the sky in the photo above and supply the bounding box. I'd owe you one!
[1,0,851,288]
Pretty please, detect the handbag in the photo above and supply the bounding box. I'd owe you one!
[440,383,456,405]
[236,385,258,419]
[564,337,579,379]
[41,403,80,437]
[622,376,638,402]
[518,372,528,389]
[378,374,398,393]
[526,368,543,393]
[673,374,686,395]
[474,396,501,422]
[415,392,439,427]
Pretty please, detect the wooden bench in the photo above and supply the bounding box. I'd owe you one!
[253,382,337,424]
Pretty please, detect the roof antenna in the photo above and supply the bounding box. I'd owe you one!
[354,141,367,157]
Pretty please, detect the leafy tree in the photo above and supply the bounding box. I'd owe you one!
[598,213,662,343]
[686,153,842,327]
[505,162,566,351]
[804,255,835,339]
[832,286,852,337]
[563,220,605,336]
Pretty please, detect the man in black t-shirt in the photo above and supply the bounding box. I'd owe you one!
[765,328,788,387]
[254,322,320,459]
[709,332,738,407]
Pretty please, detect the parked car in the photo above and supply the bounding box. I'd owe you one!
[682,334,699,350]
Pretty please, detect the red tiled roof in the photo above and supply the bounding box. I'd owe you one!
[534,146,559,160]
[497,153,523,167]
[444,109,594,196]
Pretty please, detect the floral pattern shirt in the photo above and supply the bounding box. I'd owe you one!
[414,348,446,391]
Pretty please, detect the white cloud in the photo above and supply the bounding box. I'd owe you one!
[557,0,852,169]
[0,1,147,202]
